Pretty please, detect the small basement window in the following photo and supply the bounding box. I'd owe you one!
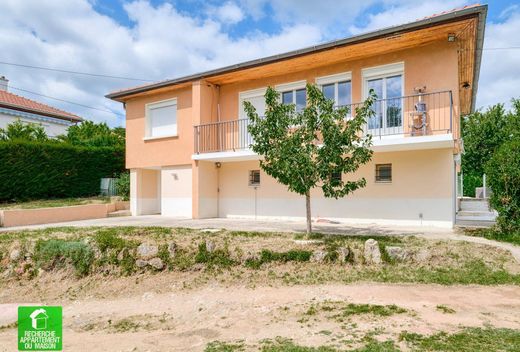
[375,164,392,183]
[249,170,260,186]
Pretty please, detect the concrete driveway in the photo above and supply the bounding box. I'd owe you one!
[0,215,452,236]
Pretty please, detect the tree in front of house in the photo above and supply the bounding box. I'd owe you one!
[245,84,375,233]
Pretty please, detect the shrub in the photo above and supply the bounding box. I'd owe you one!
[195,242,235,268]
[94,229,126,253]
[485,140,520,233]
[33,239,94,276]
[116,172,130,201]
[245,249,312,269]
[0,140,124,201]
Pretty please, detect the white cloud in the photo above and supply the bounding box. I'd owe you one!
[348,0,467,34]
[0,0,323,126]
[476,10,520,110]
[213,2,244,24]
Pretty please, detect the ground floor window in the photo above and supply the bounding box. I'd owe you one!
[249,170,261,186]
[375,164,392,183]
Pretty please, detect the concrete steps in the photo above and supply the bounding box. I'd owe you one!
[456,197,497,227]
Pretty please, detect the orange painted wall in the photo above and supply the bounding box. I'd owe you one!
[125,40,460,169]
[125,86,193,169]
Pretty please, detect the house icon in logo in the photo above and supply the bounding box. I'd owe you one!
[29,308,48,330]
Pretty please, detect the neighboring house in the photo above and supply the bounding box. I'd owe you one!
[107,5,486,228]
[0,76,82,137]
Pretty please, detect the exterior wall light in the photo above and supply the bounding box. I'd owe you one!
[448,33,456,42]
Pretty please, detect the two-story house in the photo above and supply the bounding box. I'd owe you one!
[107,5,487,228]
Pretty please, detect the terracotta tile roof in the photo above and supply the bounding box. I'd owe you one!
[419,4,481,21]
[0,89,82,122]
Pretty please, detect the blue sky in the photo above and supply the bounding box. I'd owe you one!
[1,1,519,126]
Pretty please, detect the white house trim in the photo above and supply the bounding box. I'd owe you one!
[315,72,352,86]
[275,80,307,92]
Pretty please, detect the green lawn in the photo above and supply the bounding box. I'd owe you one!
[0,196,111,210]
[464,227,520,246]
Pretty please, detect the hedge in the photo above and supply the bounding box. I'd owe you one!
[485,140,520,233]
[0,140,125,201]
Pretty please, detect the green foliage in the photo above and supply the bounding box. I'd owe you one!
[195,242,235,268]
[340,303,407,317]
[33,239,94,276]
[158,244,173,270]
[57,120,125,148]
[399,327,520,351]
[94,229,126,253]
[205,341,245,352]
[0,140,124,201]
[116,172,130,201]
[0,119,48,142]
[464,227,520,246]
[485,140,520,233]
[245,249,312,269]
[245,84,375,232]
[461,100,520,196]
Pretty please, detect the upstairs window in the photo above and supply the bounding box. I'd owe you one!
[375,164,392,183]
[145,98,177,138]
[249,170,261,186]
[277,81,307,112]
[317,72,352,108]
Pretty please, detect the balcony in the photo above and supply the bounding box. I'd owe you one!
[194,90,454,156]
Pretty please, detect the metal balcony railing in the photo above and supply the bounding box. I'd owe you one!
[194,90,453,154]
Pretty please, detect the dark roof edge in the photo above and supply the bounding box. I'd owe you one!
[106,4,488,101]
[470,5,487,113]
[0,102,83,123]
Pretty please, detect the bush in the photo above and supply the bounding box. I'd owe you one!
[33,239,94,276]
[116,172,130,201]
[485,140,520,233]
[0,140,124,201]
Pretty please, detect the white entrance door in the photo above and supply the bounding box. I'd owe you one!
[366,74,404,137]
[239,89,266,149]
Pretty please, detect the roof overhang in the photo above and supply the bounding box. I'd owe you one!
[106,4,487,109]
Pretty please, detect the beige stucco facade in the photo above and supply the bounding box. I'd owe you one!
[109,8,486,228]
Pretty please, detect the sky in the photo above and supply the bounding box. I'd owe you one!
[0,0,519,127]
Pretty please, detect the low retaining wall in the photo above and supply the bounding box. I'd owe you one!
[0,201,129,227]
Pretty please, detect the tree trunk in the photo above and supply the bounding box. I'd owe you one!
[305,191,312,234]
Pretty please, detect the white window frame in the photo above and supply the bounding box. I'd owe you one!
[275,80,307,106]
[316,72,352,110]
[362,62,405,136]
[361,62,404,99]
[144,98,178,140]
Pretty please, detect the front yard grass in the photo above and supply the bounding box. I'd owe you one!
[0,196,111,210]
[204,327,520,351]
[1,226,519,286]
[463,227,520,246]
